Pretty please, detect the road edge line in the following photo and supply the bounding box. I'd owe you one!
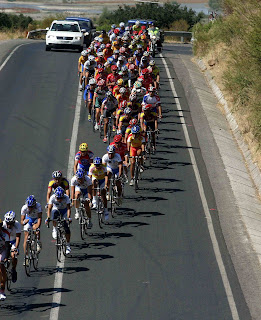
[160,53,240,320]
[49,84,83,320]
[0,43,31,71]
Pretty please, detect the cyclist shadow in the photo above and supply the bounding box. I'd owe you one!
[71,241,115,250]
[134,211,165,217]
[124,195,167,202]
[8,286,71,298]
[116,207,136,217]
[103,232,133,239]
[140,187,185,193]
[119,221,149,228]
[69,253,114,262]
[0,301,66,315]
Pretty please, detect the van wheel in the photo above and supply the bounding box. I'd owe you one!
[45,45,51,51]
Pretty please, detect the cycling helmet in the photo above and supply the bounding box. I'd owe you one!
[119,87,127,94]
[129,93,137,101]
[97,51,104,57]
[52,170,62,178]
[137,44,143,49]
[134,81,142,88]
[81,50,88,57]
[124,107,132,115]
[129,118,138,126]
[125,26,130,31]
[55,186,65,198]
[89,78,96,85]
[76,168,85,179]
[97,79,105,86]
[142,104,152,111]
[107,57,114,64]
[88,55,95,62]
[98,38,103,43]
[119,100,128,109]
[119,47,126,54]
[118,56,124,61]
[117,78,124,85]
[129,64,135,70]
[121,65,128,72]
[111,65,118,71]
[135,20,140,26]
[148,86,156,92]
[131,125,140,134]
[4,211,16,223]
[143,51,150,57]
[79,143,88,151]
[114,49,120,54]
[93,157,102,165]
[114,29,120,35]
[106,91,113,98]
[100,44,106,50]
[98,67,104,73]
[111,24,116,29]
[149,60,155,66]
[119,22,125,27]
[141,68,149,74]
[26,195,36,207]
[107,145,116,153]
[113,134,122,143]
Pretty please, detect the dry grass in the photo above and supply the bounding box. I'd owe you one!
[200,43,261,168]
[0,30,27,40]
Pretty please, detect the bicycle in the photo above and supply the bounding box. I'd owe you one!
[47,215,68,262]
[130,156,143,192]
[93,185,105,229]
[4,248,17,291]
[24,228,40,276]
[72,198,89,240]
[145,128,159,165]
[109,173,118,218]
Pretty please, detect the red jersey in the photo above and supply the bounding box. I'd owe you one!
[110,142,127,160]
[107,73,120,88]
[140,75,154,90]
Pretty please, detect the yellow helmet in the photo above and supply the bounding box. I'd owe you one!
[79,143,88,152]
[117,78,124,85]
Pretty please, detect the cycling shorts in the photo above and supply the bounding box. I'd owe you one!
[107,167,119,178]
[103,109,116,118]
[130,146,141,157]
[24,216,38,232]
[87,91,94,101]
[51,208,67,220]
[92,178,105,189]
[75,186,89,200]
[146,122,156,131]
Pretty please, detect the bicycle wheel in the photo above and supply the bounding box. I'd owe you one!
[80,209,86,240]
[92,108,96,132]
[24,242,32,276]
[99,117,103,139]
[98,198,103,229]
[134,161,139,192]
[56,230,62,262]
[32,236,39,270]
[62,233,67,256]
[110,184,117,218]
[6,262,12,291]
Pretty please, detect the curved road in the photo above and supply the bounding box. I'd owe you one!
[0,41,251,319]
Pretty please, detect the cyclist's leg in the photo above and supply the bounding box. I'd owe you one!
[0,255,7,292]
[81,188,91,219]
[23,231,29,254]
[60,209,71,244]
[103,112,109,138]
[129,147,137,179]
[99,179,107,208]
[137,148,143,166]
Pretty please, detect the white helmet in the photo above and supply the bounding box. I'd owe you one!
[119,22,125,27]
[88,55,95,62]
[135,20,140,26]
[89,78,96,85]
[119,87,127,94]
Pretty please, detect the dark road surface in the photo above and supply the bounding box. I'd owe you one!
[0,42,251,320]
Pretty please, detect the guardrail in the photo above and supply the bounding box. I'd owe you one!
[27,29,47,39]
[164,31,192,42]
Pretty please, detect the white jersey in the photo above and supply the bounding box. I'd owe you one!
[71,175,92,189]
[49,194,70,211]
[21,202,42,219]
[142,93,161,107]
[3,221,21,242]
[102,153,122,169]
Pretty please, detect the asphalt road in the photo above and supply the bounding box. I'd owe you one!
[0,42,251,319]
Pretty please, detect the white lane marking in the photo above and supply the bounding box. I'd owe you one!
[0,43,30,71]
[49,84,83,320]
[160,53,240,320]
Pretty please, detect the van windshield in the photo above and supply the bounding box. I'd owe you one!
[51,23,80,32]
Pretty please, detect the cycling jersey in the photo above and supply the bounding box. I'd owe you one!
[89,164,107,180]
[71,175,92,189]
[78,56,87,65]
[127,134,145,148]
[110,142,127,160]
[140,75,154,90]
[3,221,21,242]
[75,150,94,171]
[83,84,95,101]
[140,111,157,122]
[84,60,97,72]
[48,194,70,211]
[102,153,122,169]
[119,115,133,126]
[48,177,69,191]
[107,73,120,87]
[142,93,161,107]
[21,203,42,220]
[0,230,9,260]
[102,97,118,111]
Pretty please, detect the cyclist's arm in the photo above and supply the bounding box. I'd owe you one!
[66,204,71,219]
[15,233,21,249]
[46,187,52,204]
[87,185,93,201]
[71,185,76,202]
[140,117,145,131]
[21,214,29,226]
[157,103,162,118]
[104,172,108,189]
[101,102,105,115]
[66,188,70,198]
[73,159,78,174]
[47,204,53,220]
[155,117,158,131]
[93,92,97,108]
[118,161,123,177]
[33,212,42,230]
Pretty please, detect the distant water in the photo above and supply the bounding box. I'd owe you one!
[180,3,209,15]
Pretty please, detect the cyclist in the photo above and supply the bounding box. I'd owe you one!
[21,195,42,259]
[125,118,138,142]
[101,91,118,143]
[93,79,107,131]
[102,145,123,205]
[118,107,133,136]
[71,168,93,225]
[89,157,109,220]
[110,134,128,182]
[140,104,158,152]
[106,65,120,91]
[2,211,21,283]
[116,87,129,105]
[113,78,125,97]
[84,78,96,121]
[78,50,88,91]
[74,143,94,174]
[142,86,162,118]
[132,20,142,33]
[83,55,97,87]
[148,60,160,89]
[0,218,10,301]
[127,125,145,186]
[128,93,141,118]
[103,43,113,61]
[116,100,127,128]
[46,187,72,254]
[140,68,154,90]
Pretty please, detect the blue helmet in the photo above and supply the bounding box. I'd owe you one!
[55,186,65,198]
[131,125,140,134]
[76,168,85,179]
[107,145,116,153]
[93,157,102,165]
[26,195,36,207]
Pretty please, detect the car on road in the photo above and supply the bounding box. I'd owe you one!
[45,20,84,52]
[65,17,96,47]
